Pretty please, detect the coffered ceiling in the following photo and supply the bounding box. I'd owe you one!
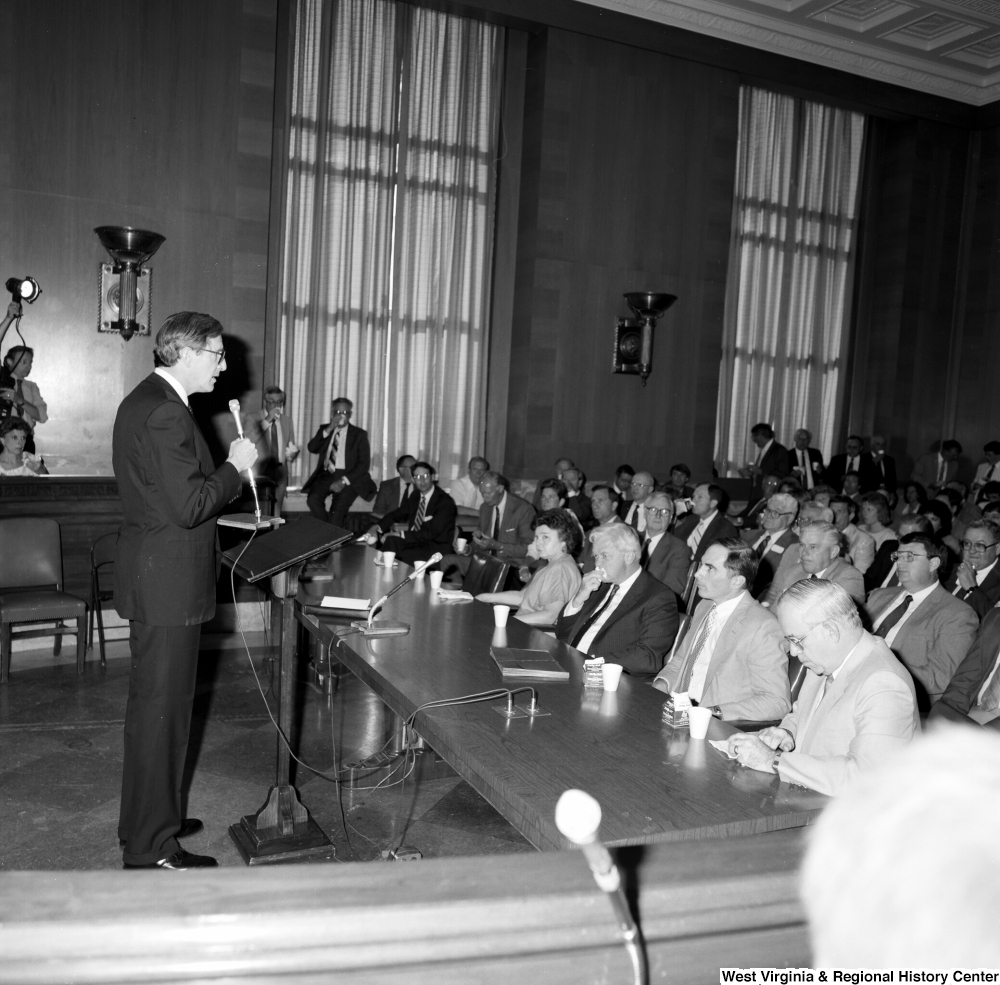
[575,0,1000,103]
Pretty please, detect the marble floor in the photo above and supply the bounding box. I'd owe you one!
[0,631,533,870]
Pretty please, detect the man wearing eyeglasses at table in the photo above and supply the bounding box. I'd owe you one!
[941,518,1000,619]
[727,579,918,797]
[864,532,978,711]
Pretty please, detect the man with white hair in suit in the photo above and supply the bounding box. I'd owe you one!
[728,578,918,796]
[762,520,865,605]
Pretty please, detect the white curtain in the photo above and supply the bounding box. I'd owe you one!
[276,0,503,487]
[715,87,866,475]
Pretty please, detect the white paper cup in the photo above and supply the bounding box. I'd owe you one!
[456,537,468,553]
[429,570,444,591]
[381,551,396,567]
[601,663,623,691]
[413,565,426,579]
[688,705,713,740]
[493,604,510,627]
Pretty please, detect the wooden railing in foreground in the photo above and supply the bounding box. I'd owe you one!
[0,829,811,984]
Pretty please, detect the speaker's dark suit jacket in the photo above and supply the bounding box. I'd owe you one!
[555,570,678,678]
[112,371,243,866]
[113,373,242,625]
[937,607,1000,715]
[943,562,1000,620]
[377,485,457,557]
[827,453,880,493]
[303,422,377,500]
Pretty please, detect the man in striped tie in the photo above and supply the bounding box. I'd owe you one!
[366,461,457,567]
[728,578,918,796]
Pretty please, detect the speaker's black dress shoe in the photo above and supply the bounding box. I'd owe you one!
[177,818,203,838]
[124,850,218,870]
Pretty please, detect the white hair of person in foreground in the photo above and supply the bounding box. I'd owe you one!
[801,725,1000,968]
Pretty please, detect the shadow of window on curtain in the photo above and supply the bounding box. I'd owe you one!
[276,0,504,492]
[714,86,866,480]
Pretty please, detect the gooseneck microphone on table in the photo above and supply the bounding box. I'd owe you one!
[351,552,444,638]
[555,789,649,985]
[217,399,283,531]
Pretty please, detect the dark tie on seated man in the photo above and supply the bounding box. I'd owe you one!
[652,539,790,723]
[439,470,535,581]
[361,461,456,567]
[864,531,979,712]
[302,396,377,528]
[728,578,919,796]
[555,523,678,679]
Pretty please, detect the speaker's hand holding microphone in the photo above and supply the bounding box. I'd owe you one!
[226,400,258,474]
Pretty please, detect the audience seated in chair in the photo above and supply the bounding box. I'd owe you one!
[639,492,690,600]
[762,520,865,606]
[653,538,790,725]
[942,517,1000,619]
[580,484,622,572]
[745,492,799,599]
[447,455,489,520]
[831,494,875,574]
[475,509,582,627]
[556,523,678,679]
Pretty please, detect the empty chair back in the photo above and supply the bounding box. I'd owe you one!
[92,531,118,568]
[0,518,63,591]
[463,554,510,596]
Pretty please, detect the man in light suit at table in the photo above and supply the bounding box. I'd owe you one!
[556,523,678,678]
[865,531,978,711]
[762,520,865,606]
[113,312,257,869]
[652,539,789,724]
[728,578,918,796]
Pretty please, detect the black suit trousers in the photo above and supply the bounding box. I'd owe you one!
[118,621,202,866]
[306,470,362,526]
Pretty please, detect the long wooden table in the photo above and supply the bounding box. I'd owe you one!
[296,545,827,851]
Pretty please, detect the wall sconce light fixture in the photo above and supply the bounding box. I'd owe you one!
[95,226,165,341]
[613,292,677,386]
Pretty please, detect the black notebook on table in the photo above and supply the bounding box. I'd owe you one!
[491,647,570,681]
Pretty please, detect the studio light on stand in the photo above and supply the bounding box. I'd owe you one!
[94,226,165,341]
[5,277,41,305]
[613,291,677,386]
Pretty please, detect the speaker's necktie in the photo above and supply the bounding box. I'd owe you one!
[570,584,619,648]
[876,594,913,639]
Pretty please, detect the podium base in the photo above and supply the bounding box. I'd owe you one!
[229,783,336,866]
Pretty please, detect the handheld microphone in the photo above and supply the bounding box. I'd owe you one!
[229,398,261,523]
[555,789,648,985]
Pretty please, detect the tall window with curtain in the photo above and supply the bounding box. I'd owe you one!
[714,87,866,476]
[276,0,504,487]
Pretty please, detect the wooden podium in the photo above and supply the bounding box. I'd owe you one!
[220,515,353,865]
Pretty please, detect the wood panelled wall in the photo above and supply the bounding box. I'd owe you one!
[496,27,739,482]
[0,0,278,474]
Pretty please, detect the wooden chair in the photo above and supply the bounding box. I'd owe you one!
[87,532,117,667]
[462,554,510,596]
[0,518,87,683]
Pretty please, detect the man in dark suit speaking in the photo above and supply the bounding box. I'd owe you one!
[303,397,377,528]
[113,312,257,870]
[556,523,678,678]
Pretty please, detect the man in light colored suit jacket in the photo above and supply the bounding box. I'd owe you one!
[762,520,865,606]
[729,579,918,796]
[653,539,789,723]
[641,492,691,600]
[865,531,979,710]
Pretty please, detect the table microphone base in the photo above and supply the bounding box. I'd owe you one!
[350,619,411,637]
[218,514,285,531]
